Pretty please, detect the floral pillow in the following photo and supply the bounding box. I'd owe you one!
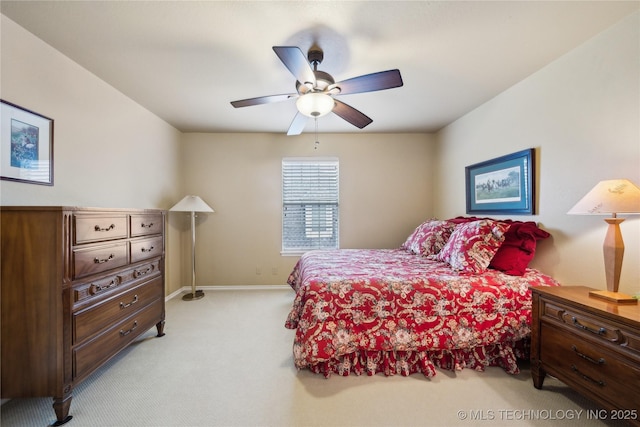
[436,219,509,274]
[447,216,551,276]
[401,220,456,256]
[401,220,433,252]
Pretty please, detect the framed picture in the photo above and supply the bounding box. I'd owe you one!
[1,100,54,186]
[465,148,535,215]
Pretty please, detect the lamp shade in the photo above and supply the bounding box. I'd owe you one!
[296,93,335,118]
[170,195,214,213]
[568,179,640,215]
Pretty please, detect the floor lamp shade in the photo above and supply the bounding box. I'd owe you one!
[170,195,215,213]
[170,196,215,301]
[568,179,640,303]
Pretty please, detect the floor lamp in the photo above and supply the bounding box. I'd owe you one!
[170,195,215,301]
[568,179,640,304]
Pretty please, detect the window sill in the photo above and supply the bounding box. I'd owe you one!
[281,248,339,257]
[280,251,305,257]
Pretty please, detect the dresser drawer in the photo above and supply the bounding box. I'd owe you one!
[73,260,160,305]
[73,276,163,343]
[74,214,128,244]
[540,323,640,410]
[73,299,163,381]
[130,213,163,237]
[72,242,128,279]
[130,236,163,263]
[73,273,122,303]
[541,300,640,357]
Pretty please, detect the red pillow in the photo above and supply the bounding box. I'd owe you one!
[489,221,550,275]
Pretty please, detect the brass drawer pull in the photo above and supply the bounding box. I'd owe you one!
[141,246,155,253]
[94,254,114,264]
[94,224,116,232]
[119,295,138,309]
[134,266,152,277]
[89,279,117,295]
[572,316,606,335]
[571,345,605,365]
[141,222,154,228]
[119,321,138,337]
[571,364,605,386]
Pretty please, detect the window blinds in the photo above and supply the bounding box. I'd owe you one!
[282,158,339,252]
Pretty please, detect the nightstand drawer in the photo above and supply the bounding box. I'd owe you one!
[541,299,640,357]
[540,323,640,410]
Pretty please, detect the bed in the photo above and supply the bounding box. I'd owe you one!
[285,217,560,378]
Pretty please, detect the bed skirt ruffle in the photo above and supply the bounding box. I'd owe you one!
[297,339,530,378]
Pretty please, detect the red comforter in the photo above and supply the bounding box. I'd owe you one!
[285,249,559,377]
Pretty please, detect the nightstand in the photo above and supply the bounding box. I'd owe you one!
[531,286,640,424]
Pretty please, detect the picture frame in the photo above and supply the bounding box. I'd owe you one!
[1,100,54,186]
[465,148,535,215]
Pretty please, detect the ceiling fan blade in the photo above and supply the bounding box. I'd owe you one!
[287,112,308,136]
[334,69,403,95]
[273,46,316,86]
[332,100,373,129]
[230,94,297,108]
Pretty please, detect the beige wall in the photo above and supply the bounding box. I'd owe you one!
[4,10,638,296]
[433,12,640,296]
[0,16,184,295]
[179,132,435,287]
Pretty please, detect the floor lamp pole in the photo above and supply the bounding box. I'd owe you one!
[182,210,204,301]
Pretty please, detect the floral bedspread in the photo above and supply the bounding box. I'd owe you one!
[285,249,560,377]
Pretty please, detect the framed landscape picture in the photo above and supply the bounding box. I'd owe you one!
[1,100,54,186]
[465,148,535,215]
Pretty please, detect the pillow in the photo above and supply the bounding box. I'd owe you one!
[401,222,426,252]
[436,219,509,274]
[446,216,551,275]
[401,220,456,256]
[489,221,550,275]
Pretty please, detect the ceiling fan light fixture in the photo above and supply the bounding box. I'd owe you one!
[296,93,334,118]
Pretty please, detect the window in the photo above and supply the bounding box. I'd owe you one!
[282,158,339,253]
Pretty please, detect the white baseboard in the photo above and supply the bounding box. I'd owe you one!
[166,285,290,301]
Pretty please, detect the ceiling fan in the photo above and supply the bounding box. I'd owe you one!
[230,46,403,135]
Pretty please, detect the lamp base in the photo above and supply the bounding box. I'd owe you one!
[589,289,637,304]
[182,290,205,301]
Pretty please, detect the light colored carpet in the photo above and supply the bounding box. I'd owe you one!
[0,288,623,427]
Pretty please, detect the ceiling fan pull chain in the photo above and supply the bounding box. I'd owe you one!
[314,118,319,149]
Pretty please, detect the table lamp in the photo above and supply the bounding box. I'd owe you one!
[170,195,215,301]
[568,179,640,303]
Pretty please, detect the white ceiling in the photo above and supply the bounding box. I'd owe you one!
[2,1,638,134]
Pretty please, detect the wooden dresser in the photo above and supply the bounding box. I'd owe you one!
[531,286,640,425]
[1,206,166,425]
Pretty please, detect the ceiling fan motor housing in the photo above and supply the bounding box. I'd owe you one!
[308,48,323,66]
[296,70,335,94]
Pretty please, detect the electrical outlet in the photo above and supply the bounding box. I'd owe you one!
[255,267,262,275]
